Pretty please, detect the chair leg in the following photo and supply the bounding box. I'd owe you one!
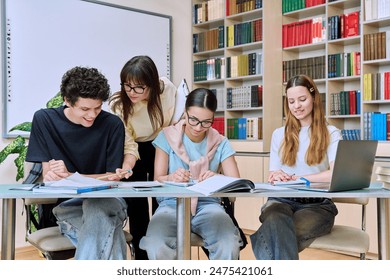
[128,242,135,260]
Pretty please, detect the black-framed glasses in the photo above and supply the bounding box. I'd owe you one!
[186,111,214,128]
[121,83,146,94]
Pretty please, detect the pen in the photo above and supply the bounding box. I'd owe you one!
[96,170,132,180]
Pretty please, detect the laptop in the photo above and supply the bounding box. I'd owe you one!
[292,140,378,192]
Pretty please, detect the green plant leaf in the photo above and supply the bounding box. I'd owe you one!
[15,147,27,181]
[0,136,26,164]
[46,92,63,108]
[9,122,32,133]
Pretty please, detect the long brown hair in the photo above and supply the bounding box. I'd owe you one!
[109,56,163,131]
[281,74,329,166]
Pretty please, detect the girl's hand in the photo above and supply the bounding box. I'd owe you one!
[116,168,133,179]
[170,168,191,182]
[268,170,295,183]
[197,170,215,182]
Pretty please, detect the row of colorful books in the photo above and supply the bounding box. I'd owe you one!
[364,0,390,21]
[226,18,262,47]
[226,0,262,16]
[329,90,361,116]
[227,117,263,140]
[328,11,360,40]
[282,16,326,48]
[282,0,325,14]
[226,84,262,109]
[282,55,326,82]
[363,72,390,101]
[363,31,390,61]
[193,26,224,53]
[363,112,390,141]
[192,0,225,24]
[226,52,262,78]
[193,58,225,81]
[341,129,361,141]
[327,52,361,78]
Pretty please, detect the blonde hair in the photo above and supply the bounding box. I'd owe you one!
[281,75,329,166]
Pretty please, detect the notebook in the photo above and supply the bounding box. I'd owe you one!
[287,140,378,192]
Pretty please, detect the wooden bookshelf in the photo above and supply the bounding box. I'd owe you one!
[191,0,283,153]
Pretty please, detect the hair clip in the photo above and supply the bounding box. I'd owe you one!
[309,87,314,93]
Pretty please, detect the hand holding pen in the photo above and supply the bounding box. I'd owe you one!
[170,167,191,182]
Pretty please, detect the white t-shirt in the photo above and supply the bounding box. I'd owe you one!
[269,125,342,176]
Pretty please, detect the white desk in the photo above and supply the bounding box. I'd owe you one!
[2,183,390,260]
[0,184,199,260]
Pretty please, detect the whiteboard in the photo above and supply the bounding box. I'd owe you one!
[1,0,171,137]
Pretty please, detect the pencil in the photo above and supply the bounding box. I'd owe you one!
[96,170,132,180]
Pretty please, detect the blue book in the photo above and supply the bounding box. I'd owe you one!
[32,184,113,194]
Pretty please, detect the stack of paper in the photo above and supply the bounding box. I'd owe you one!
[32,172,118,194]
[375,166,390,190]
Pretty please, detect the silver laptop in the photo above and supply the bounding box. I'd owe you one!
[295,140,378,192]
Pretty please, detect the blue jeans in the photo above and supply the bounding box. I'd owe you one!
[250,197,338,260]
[139,198,243,259]
[52,197,128,260]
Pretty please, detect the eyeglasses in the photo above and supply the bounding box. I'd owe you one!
[121,83,146,94]
[186,111,214,128]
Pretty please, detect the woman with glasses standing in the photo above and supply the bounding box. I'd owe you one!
[109,55,177,260]
[139,88,243,259]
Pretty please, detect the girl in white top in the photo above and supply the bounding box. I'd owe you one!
[250,74,342,260]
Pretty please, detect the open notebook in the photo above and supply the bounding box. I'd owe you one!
[285,140,378,192]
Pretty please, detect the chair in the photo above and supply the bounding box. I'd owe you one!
[308,197,370,260]
[24,197,135,260]
[22,163,134,260]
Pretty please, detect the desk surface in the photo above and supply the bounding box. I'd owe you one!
[1,182,389,199]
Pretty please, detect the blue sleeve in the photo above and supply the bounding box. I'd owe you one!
[152,131,172,155]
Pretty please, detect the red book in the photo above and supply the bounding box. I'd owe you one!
[385,72,390,100]
[349,90,357,115]
[344,11,360,38]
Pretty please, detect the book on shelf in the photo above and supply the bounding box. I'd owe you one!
[212,116,225,136]
[363,31,390,61]
[365,0,390,21]
[227,117,262,140]
[226,0,262,16]
[31,172,118,194]
[186,174,256,196]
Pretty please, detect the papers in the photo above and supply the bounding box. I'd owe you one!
[119,181,163,189]
[162,180,198,187]
[272,178,308,186]
[187,175,255,196]
[32,172,118,194]
[252,183,293,192]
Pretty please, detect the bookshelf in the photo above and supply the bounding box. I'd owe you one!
[191,0,283,155]
[281,0,390,156]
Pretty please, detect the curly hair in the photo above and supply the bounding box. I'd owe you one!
[60,66,110,106]
[281,74,329,166]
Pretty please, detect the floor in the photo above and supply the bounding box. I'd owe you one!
[13,234,360,260]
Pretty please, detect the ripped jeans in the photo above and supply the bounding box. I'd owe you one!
[53,197,128,260]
